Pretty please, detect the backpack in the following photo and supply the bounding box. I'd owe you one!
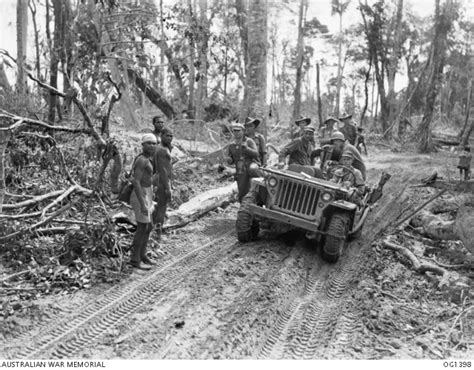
[117,154,142,203]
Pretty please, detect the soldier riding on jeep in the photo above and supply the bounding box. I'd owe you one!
[235,131,390,263]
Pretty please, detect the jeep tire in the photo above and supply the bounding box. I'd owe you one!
[236,190,260,242]
[321,213,350,263]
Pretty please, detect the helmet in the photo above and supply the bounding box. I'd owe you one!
[330,131,345,142]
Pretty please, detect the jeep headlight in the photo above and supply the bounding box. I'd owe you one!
[268,177,278,187]
[321,192,333,202]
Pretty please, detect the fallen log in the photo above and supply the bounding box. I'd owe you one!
[165,182,237,229]
[111,182,238,230]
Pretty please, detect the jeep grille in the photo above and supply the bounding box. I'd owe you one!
[273,178,320,220]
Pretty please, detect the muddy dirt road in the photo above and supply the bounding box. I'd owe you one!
[1,150,472,359]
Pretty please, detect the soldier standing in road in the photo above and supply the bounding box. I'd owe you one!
[152,127,174,240]
[279,126,315,166]
[338,113,357,145]
[225,122,260,202]
[292,117,312,139]
[355,126,368,155]
[129,133,158,270]
[244,117,267,167]
[457,147,472,181]
[318,117,339,145]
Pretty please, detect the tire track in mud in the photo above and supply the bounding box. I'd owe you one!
[129,237,297,359]
[3,218,237,359]
[257,172,415,359]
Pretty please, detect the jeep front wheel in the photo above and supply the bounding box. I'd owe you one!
[236,190,260,242]
[321,213,350,263]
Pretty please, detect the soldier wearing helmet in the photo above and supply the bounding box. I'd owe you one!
[313,130,366,180]
[328,150,365,203]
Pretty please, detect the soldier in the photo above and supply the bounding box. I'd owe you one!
[338,113,357,145]
[318,117,339,145]
[152,127,174,240]
[129,133,158,270]
[457,147,472,181]
[292,117,312,139]
[279,126,315,166]
[244,117,267,167]
[225,122,260,202]
[328,150,365,203]
[316,131,366,180]
[355,126,368,155]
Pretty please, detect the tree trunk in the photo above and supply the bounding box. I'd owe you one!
[242,0,267,136]
[158,0,165,91]
[458,79,472,140]
[195,0,209,121]
[0,130,10,213]
[316,62,323,128]
[0,62,12,95]
[235,0,249,121]
[418,0,454,153]
[292,0,306,123]
[360,60,372,127]
[186,0,196,118]
[385,0,404,134]
[29,0,41,82]
[127,68,176,119]
[48,0,63,123]
[143,32,187,107]
[335,12,343,117]
[16,0,28,98]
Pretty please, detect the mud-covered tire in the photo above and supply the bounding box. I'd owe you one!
[236,191,260,242]
[321,213,350,263]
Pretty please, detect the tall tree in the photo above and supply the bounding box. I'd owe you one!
[417,0,457,152]
[195,0,209,121]
[385,0,404,131]
[292,0,307,123]
[16,0,28,98]
[240,0,267,136]
[360,0,408,136]
[332,0,351,117]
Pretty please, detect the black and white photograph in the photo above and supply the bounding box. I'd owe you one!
[0,0,473,364]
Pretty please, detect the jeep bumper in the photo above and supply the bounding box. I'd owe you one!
[248,204,320,233]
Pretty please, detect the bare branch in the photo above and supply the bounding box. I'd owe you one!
[0,202,74,242]
[27,73,106,147]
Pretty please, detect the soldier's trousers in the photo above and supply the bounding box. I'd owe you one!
[152,185,169,227]
[236,164,262,202]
